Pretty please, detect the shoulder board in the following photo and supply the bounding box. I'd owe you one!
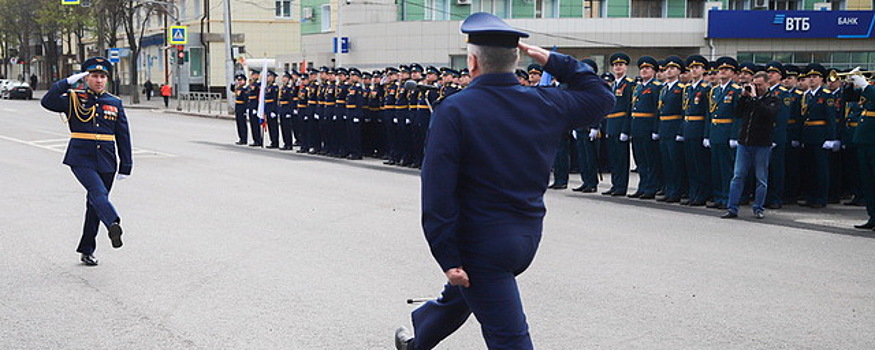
[625,77,635,83]
[677,83,688,88]
[731,83,741,89]
[104,92,121,101]
[652,81,662,86]
[778,86,788,92]
[70,89,85,93]
[794,90,803,95]
[822,88,832,94]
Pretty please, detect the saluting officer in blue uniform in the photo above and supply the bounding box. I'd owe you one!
[602,52,635,196]
[681,55,711,206]
[799,63,839,208]
[394,13,614,350]
[40,57,131,266]
[233,73,249,145]
[705,57,742,209]
[629,56,662,199]
[656,56,687,202]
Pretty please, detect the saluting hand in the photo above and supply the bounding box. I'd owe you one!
[445,267,470,288]
[518,42,550,66]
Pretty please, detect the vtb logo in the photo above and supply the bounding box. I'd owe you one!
[773,13,810,32]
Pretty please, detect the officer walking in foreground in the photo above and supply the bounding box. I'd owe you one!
[40,57,132,266]
[394,12,614,350]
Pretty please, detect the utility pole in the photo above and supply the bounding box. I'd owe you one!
[335,0,342,68]
[223,0,234,112]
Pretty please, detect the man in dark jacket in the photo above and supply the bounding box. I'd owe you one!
[722,71,780,219]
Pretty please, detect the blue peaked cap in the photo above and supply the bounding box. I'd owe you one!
[461,12,529,48]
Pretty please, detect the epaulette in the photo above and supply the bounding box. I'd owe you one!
[104,92,121,101]
[822,88,832,94]
[653,81,663,86]
[794,89,804,95]
[731,83,741,89]
[678,83,688,88]
[625,77,635,83]
[778,86,788,92]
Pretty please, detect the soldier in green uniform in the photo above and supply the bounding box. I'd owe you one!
[681,55,711,206]
[628,56,662,199]
[781,64,805,204]
[762,61,792,209]
[602,52,635,196]
[848,73,875,228]
[704,57,742,209]
[656,56,686,202]
[798,63,839,208]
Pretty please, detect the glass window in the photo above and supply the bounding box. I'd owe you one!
[769,0,799,10]
[831,0,845,11]
[753,53,772,64]
[631,0,663,17]
[831,52,850,65]
[190,48,203,77]
[276,0,292,18]
[584,0,603,18]
[812,52,830,64]
[736,52,754,64]
[773,52,793,64]
[536,0,559,18]
[850,52,868,64]
[436,0,450,20]
[321,4,331,33]
[687,0,704,18]
[728,0,747,10]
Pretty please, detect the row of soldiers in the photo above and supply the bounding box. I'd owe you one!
[232,64,468,167]
[551,52,875,213]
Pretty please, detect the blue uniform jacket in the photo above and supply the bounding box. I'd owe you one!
[278,83,295,115]
[421,53,615,271]
[706,81,742,143]
[41,79,133,175]
[346,83,365,119]
[264,84,278,114]
[605,76,635,136]
[682,80,710,139]
[247,82,261,110]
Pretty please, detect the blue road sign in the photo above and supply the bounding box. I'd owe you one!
[169,26,188,45]
[108,48,120,63]
[333,37,349,54]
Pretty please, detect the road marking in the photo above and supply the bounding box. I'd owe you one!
[0,134,176,158]
[2,108,16,112]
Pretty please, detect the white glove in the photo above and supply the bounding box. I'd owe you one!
[116,174,128,181]
[66,72,89,84]
[831,140,841,151]
[589,128,599,141]
[293,109,299,115]
[729,139,738,148]
[405,119,412,125]
[393,118,398,123]
[771,142,777,149]
[791,140,800,148]
[822,140,832,150]
[651,133,660,141]
[619,133,630,142]
[703,138,711,148]
[571,130,578,140]
[353,118,360,123]
[675,135,684,142]
[314,114,320,120]
[850,74,868,89]
[332,115,337,121]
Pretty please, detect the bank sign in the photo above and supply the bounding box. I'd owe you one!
[708,10,875,39]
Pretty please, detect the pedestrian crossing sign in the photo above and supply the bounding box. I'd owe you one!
[61,0,80,5]
[169,26,188,45]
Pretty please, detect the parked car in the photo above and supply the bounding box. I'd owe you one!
[4,82,33,100]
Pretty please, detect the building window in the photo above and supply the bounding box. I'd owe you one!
[728,0,747,10]
[425,0,451,21]
[737,51,875,71]
[276,0,292,18]
[769,0,799,10]
[321,4,331,32]
[831,0,845,10]
[474,0,510,18]
[536,0,558,18]
[631,0,663,18]
[687,0,704,18]
[190,47,203,77]
[584,0,603,18]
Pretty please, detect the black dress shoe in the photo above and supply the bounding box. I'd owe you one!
[808,203,825,209]
[680,199,691,205]
[548,183,567,190]
[266,144,279,149]
[656,196,668,202]
[80,253,98,266]
[234,141,246,145]
[572,185,586,192]
[664,197,681,203]
[656,190,665,196]
[248,143,262,147]
[639,193,656,200]
[720,211,738,219]
[384,160,397,165]
[108,222,123,249]
[688,201,706,207]
[754,211,765,219]
[395,326,414,350]
[854,222,875,229]
[296,148,308,153]
[581,187,597,193]
[601,190,614,196]
[627,192,643,198]
[611,192,627,197]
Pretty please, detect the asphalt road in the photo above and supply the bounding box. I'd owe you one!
[1,97,874,349]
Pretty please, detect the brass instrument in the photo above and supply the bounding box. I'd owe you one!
[828,67,875,82]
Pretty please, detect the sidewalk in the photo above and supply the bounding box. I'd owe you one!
[31,90,233,120]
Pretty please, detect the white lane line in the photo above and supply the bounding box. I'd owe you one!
[2,108,16,112]
[0,134,63,152]
[0,134,176,158]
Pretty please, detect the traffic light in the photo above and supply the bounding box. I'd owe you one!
[176,48,185,65]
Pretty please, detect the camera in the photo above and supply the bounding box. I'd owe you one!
[744,84,754,94]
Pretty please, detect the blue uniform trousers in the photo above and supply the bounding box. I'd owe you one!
[347,119,362,158]
[574,131,600,189]
[765,143,787,206]
[710,143,734,205]
[305,117,322,152]
[412,226,541,350]
[319,115,332,153]
[551,135,571,186]
[71,167,118,255]
[683,137,711,203]
[266,110,280,147]
[234,106,248,143]
[291,111,304,146]
[659,138,686,199]
[801,144,830,206]
[248,109,263,145]
[632,138,659,195]
[279,111,294,148]
[606,137,629,194]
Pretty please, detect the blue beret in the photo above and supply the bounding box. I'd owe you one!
[461,12,529,48]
